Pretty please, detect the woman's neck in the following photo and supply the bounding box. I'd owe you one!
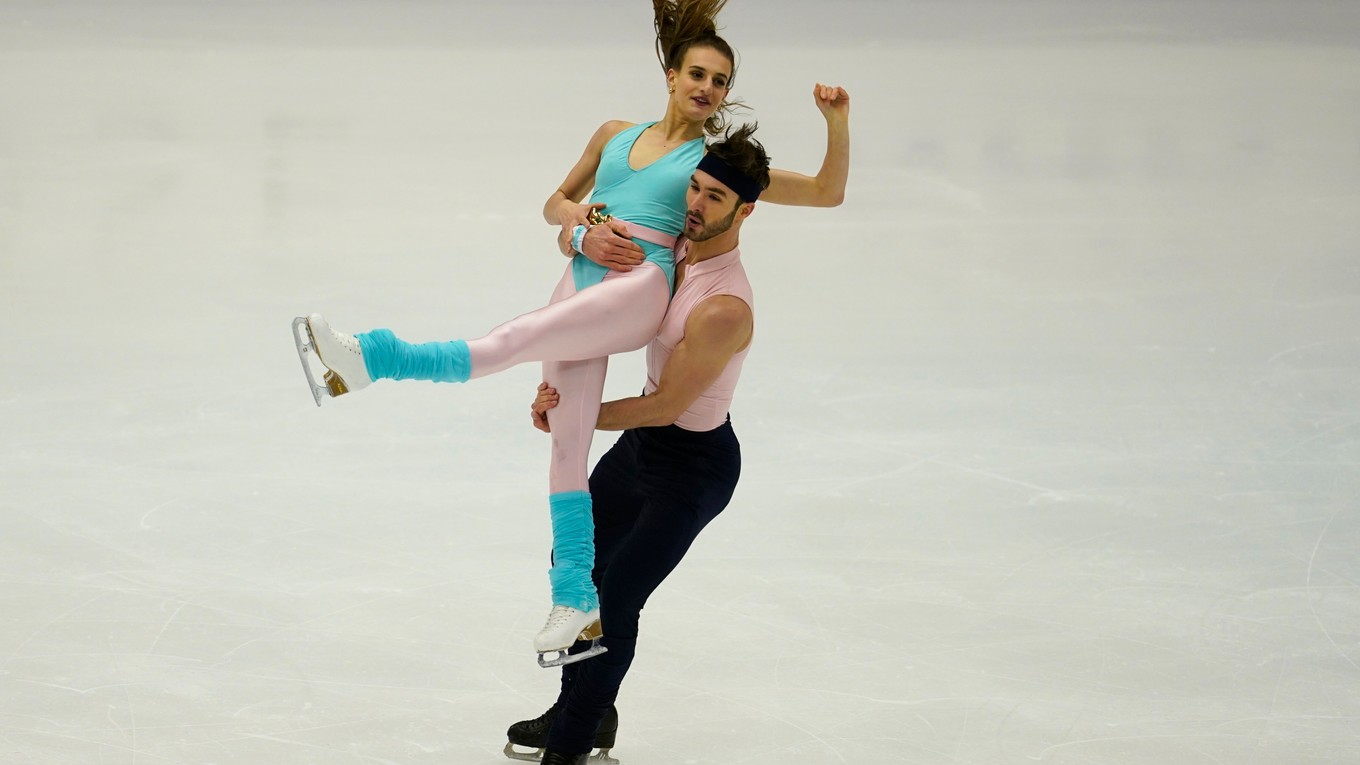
[654,110,706,144]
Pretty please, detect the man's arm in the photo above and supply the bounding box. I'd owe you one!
[598,295,752,430]
[531,295,753,433]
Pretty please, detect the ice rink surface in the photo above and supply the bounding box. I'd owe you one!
[2,1,1358,763]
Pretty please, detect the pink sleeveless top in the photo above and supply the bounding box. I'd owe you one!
[645,242,754,432]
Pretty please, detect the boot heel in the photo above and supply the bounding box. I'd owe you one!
[594,706,618,748]
[323,370,350,396]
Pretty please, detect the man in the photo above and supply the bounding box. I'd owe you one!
[506,123,780,765]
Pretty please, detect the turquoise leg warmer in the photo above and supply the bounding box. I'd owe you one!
[357,329,470,383]
[548,491,599,612]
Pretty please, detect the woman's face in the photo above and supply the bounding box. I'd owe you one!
[669,46,733,121]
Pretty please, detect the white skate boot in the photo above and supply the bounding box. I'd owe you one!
[291,313,372,406]
[535,606,607,668]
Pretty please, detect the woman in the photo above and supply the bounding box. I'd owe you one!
[292,0,849,667]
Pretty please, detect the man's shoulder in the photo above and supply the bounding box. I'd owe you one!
[684,294,753,341]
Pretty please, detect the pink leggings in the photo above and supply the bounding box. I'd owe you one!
[467,262,669,493]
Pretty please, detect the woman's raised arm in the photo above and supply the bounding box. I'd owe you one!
[761,83,850,208]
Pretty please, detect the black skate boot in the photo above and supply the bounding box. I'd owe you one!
[504,704,618,763]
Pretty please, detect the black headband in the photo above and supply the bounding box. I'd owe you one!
[696,152,763,203]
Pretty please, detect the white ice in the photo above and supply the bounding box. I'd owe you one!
[2,1,1358,763]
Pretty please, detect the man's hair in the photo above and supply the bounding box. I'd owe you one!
[705,122,771,197]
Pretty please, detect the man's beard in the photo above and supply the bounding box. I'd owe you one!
[687,203,740,242]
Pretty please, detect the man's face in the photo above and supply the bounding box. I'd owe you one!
[684,170,745,242]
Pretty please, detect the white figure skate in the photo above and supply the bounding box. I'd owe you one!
[291,313,371,406]
[535,606,607,668]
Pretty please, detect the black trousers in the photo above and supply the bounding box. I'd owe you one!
[545,419,741,753]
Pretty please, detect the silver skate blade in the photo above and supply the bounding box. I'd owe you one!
[537,640,607,669]
[502,742,544,762]
[588,750,619,765]
[291,316,327,407]
[502,742,617,764]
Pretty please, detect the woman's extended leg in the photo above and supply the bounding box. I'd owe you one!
[467,262,667,378]
[304,261,669,389]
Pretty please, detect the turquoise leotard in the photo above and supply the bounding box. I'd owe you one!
[571,122,705,292]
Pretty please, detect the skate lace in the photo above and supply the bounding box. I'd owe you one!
[330,331,362,356]
[542,605,576,630]
[309,316,363,358]
[530,704,560,728]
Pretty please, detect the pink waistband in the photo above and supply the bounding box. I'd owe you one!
[619,220,678,249]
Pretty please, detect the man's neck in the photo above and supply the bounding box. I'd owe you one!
[685,230,740,265]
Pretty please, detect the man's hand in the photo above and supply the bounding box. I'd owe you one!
[531,382,560,433]
[556,202,608,257]
[581,220,645,271]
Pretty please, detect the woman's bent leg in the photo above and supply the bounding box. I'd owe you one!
[545,357,608,494]
[535,267,615,651]
[541,355,608,615]
[531,265,667,656]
